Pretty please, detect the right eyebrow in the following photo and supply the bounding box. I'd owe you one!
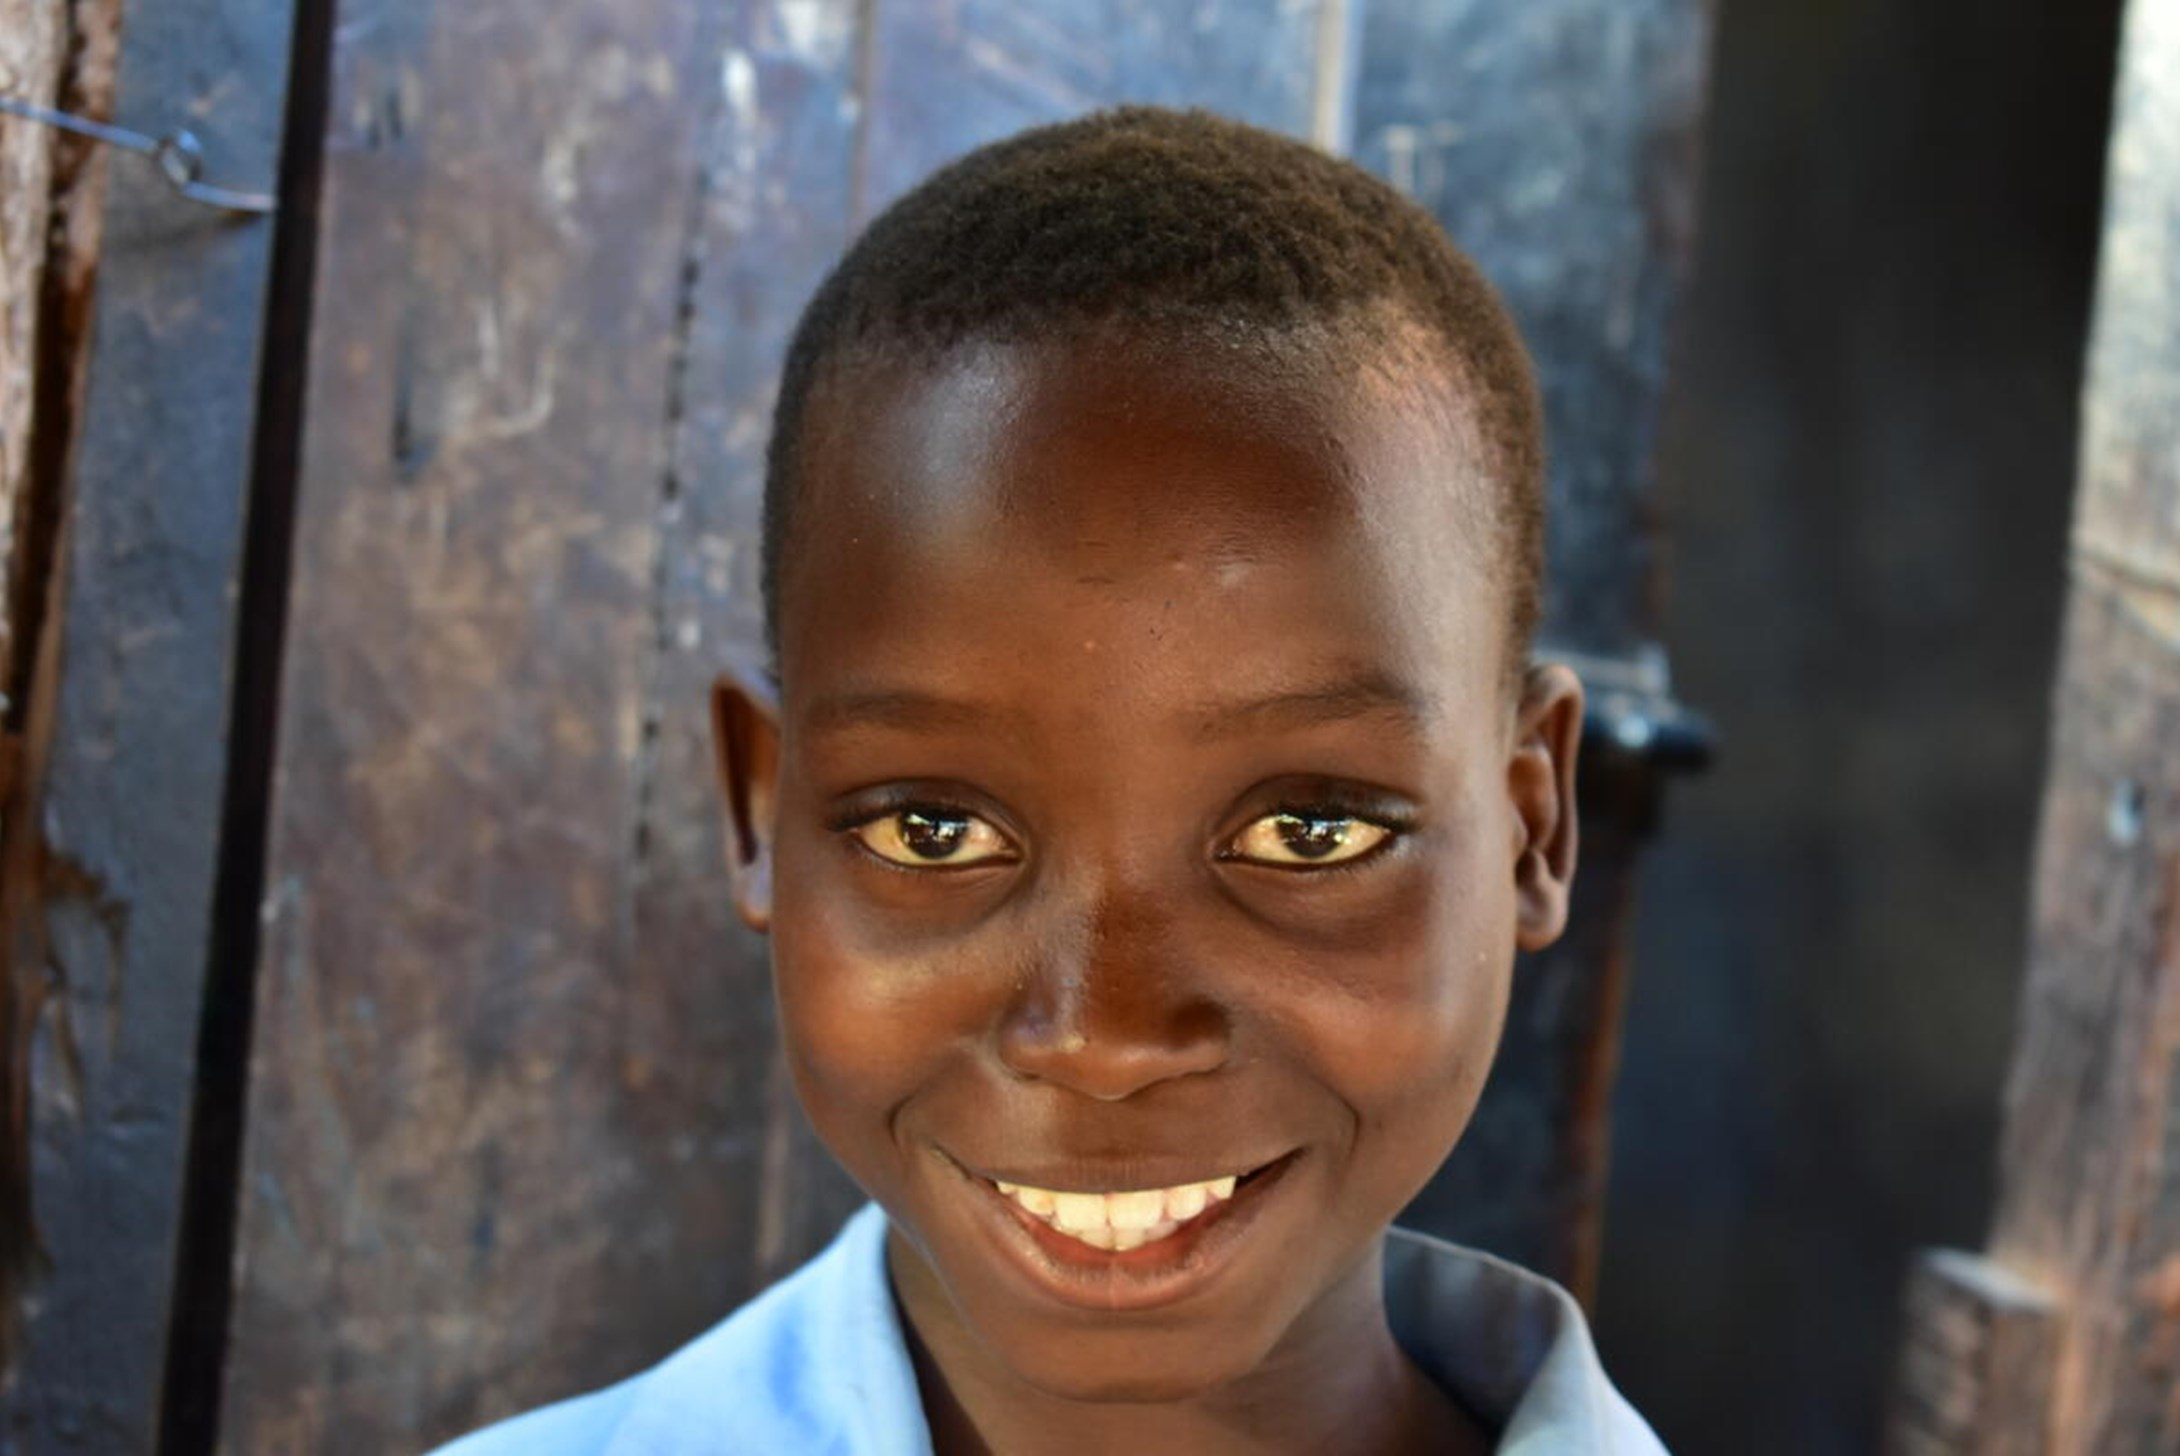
[1185,670,1434,741]
[797,688,1023,738]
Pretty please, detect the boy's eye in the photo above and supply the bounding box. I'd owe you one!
[1224,812,1392,869]
[851,809,1015,868]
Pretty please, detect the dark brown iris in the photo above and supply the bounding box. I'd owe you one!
[899,810,971,859]
[1276,813,1350,860]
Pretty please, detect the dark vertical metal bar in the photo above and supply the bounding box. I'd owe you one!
[156,0,333,1446]
[0,0,300,1444]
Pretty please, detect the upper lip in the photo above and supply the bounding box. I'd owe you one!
[955,1150,1292,1193]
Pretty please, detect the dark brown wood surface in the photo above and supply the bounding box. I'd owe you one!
[216,1,731,1447]
[216,1,1710,1447]
[1985,0,2180,1443]
[0,0,294,1448]
[218,3,1351,1449]
[1886,0,2180,1449]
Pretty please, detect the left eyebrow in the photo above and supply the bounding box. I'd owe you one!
[1185,670,1433,741]
[798,688,1026,738]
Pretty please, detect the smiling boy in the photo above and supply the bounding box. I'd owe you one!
[439,107,1664,1454]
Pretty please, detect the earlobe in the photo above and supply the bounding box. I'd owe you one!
[1510,663,1583,953]
[711,655,782,934]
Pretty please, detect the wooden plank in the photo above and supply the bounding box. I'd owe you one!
[0,0,66,679]
[1354,0,1713,662]
[1353,0,1713,1292]
[1885,0,2180,1448]
[1886,1251,2059,1456]
[0,0,293,1446]
[0,0,114,1354]
[0,0,119,705]
[216,1,799,1447]
[631,1,870,1303]
[1983,0,2180,1444]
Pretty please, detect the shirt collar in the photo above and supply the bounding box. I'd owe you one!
[612,1204,1662,1454]
[1383,1223,1666,1452]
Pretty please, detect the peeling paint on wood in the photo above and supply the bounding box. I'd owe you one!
[0,1,66,669]
[0,0,79,1377]
[0,14,124,1344]
[221,1,743,1447]
[628,0,870,1310]
[0,0,291,1445]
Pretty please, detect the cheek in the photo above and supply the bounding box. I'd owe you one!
[1264,819,1517,1160]
[769,830,1001,1145]
[1328,905,1511,1113]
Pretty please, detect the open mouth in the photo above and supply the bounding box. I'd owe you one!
[975,1153,1299,1260]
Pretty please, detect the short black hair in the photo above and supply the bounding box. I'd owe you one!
[762,105,1543,668]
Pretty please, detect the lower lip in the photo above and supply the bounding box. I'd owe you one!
[946,1152,1301,1313]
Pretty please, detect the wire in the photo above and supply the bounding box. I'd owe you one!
[0,93,275,215]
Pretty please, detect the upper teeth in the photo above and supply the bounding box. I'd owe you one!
[993,1175,1239,1251]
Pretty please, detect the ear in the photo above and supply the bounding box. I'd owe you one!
[1509,663,1583,952]
[710,655,781,934]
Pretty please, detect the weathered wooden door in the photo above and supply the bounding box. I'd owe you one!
[0,0,300,1451]
[1886,0,2180,1449]
[1,1,1711,1450]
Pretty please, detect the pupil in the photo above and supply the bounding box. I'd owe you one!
[1278,814,1348,859]
[899,811,969,859]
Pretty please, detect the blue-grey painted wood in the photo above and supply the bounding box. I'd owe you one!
[1354,0,1713,662]
[861,0,1335,216]
[1352,0,1713,1292]
[0,0,294,1449]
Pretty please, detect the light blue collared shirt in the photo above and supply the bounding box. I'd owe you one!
[433,1204,1667,1454]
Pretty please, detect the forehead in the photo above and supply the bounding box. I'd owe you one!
[778,331,1507,721]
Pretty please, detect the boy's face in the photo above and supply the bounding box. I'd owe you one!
[716,330,1580,1407]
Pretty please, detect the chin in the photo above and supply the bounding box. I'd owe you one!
[1003,1338,1261,1406]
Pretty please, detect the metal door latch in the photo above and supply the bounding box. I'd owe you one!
[0,94,275,215]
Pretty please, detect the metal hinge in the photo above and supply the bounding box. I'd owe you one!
[1554,642,1715,775]
[0,94,274,215]
[1546,641,1716,836]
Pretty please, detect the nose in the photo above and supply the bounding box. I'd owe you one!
[996,879,1232,1100]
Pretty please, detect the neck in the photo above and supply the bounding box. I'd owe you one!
[888,1230,1489,1456]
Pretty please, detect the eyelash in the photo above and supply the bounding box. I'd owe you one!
[827,793,1411,871]
[823,789,984,837]
[1226,801,1411,873]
